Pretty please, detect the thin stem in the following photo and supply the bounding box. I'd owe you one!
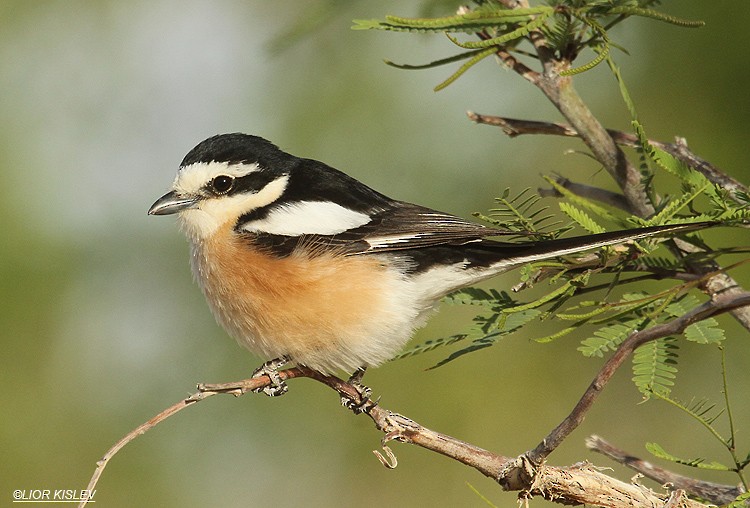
[79,365,719,508]
[650,390,730,450]
[720,347,748,490]
[526,291,750,464]
[468,112,750,332]
[537,175,630,211]
[466,114,749,199]
[586,435,744,504]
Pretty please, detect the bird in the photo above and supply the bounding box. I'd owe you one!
[148,133,713,397]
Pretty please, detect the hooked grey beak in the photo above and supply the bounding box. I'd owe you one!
[148,191,198,215]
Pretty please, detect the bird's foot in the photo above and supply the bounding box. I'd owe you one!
[251,356,291,397]
[342,368,377,414]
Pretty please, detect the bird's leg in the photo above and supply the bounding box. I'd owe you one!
[342,367,375,414]
[251,356,291,396]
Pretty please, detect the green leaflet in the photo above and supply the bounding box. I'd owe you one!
[725,492,750,508]
[647,182,710,226]
[578,318,643,358]
[684,318,725,345]
[394,293,540,365]
[443,287,509,307]
[560,17,610,76]
[445,12,550,49]
[558,202,606,234]
[606,6,705,28]
[357,2,705,93]
[651,147,707,188]
[428,308,541,369]
[392,333,471,360]
[384,48,490,71]
[632,338,678,397]
[486,187,561,238]
[645,442,730,471]
[352,7,550,33]
[544,176,619,223]
[434,46,498,91]
[666,296,726,344]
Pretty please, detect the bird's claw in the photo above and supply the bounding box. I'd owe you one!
[251,356,290,397]
[342,368,377,414]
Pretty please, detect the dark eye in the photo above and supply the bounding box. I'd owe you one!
[211,175,234,194]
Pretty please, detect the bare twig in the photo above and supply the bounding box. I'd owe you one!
[494,48,541,86]
[664,490,688,508]
[78,367,511,508]
[467,114,749,198]
[516,461,708,508]
[467,112,576,138]
[526,291,750,465]
[77,369,309,508]
[80,364,723,508]
[537,174,630,211]
[475,29,540,86]
[545,70,653,217]
[469,112,750,331]
[586,435,745,505]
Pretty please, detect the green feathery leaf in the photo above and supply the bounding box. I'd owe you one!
[606,6,705,28]
[443,287,509,307]
[651,147,707,188]
[504,271,590,315]
[645,442,730,471]
[384,6,551,29]
[392,332,471,360]
[560,17,610,76]
[725,492,750,508]
[434,46,498,91]
[649,390,730,446]
[544,176,620,222]
[578,318,644,357]
[352,6,551,33]
[646,181,710,225]
[445,11,551,49]
[428,308,541,368]
[560,42,610,76]
[684,318,725,345]
[384,48,491,71]
[632,338,678,397]
[486,187,562,238]
[558,202,606,234]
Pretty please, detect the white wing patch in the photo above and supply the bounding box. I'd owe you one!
[366,233,430,250]
[241,201,372,236]
[174,161,261,195]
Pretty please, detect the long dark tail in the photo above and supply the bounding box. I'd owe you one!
[491,221,716,271]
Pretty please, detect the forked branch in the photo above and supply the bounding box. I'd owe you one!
[467,113,749,198]
[80,291,750,508]
[586,435,745,504]
[526,290,750,465]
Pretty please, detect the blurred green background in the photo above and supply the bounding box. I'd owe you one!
[1,1,749,506]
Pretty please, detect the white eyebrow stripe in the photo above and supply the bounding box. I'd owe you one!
[241,201,372,236]
[176,175,290,242]
[173,161,261,195]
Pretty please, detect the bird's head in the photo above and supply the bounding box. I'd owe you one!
[149,133,392,244]
[148,133,297,242]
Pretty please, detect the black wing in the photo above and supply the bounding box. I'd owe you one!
[241,201,518,257]
[345,202,519,253]
[241,202,716,275]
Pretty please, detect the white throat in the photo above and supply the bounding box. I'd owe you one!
[175,168,290,242]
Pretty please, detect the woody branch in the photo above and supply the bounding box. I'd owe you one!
[80,291,750,508]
